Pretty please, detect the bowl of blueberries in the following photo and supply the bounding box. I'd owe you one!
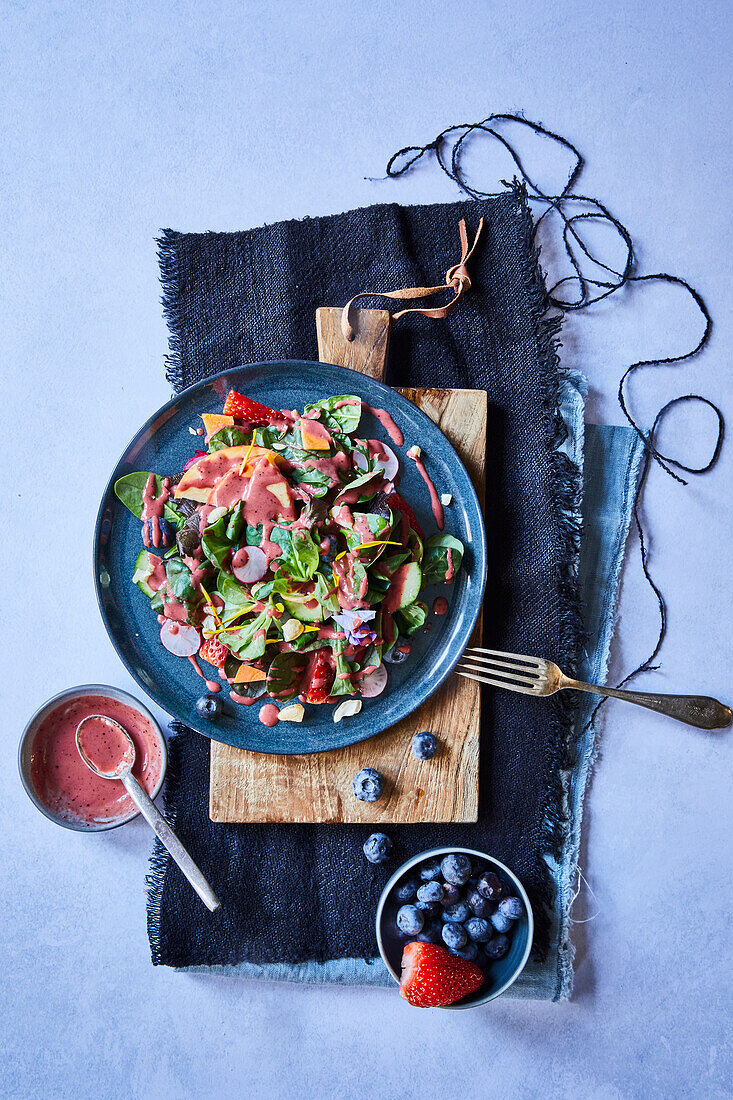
[376,847,533,1008]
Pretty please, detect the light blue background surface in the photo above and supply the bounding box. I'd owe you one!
[2,2,731,1098]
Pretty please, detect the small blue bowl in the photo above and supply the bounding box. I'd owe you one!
[376,846,533,1008]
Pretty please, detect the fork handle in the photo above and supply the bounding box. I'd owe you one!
[560,677,732,730]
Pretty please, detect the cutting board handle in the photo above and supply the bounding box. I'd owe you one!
[315,307,391,381]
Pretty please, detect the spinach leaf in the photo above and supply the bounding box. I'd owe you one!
[290,466,332,498]
[270,526,319,582]
[252,425,288,448]
[114,472,183,527]
[343,513,390,551]
[329,639,356,696]
[266,651,307,702]
[395,599,428,636]
[334,468,382,502]
[208,427,251,452]
[246,524,263,546]
[304,395,362,434]
[314,572,340,615]
[165,557,195,600]
[225,609,272,661]
[217,573,253,620]
[201,511,233,570]
[421,534,465,587]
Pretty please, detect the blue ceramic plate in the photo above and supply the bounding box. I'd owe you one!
[94,361,486,754]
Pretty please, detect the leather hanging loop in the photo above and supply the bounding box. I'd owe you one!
[340,217,484,341]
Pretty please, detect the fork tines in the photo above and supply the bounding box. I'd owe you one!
[456,647,548,695]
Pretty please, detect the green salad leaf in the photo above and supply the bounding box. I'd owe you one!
[395,599,428,636]
[207,427,251,452]
[114,472,183,527]
[333,467,383,503]
[290,466,332,498]
[266,651,307,702]
[421,534,465,587]
[217,573,254,620]
[270,526,319,582]
[304,395,362,434]
[329,639,356,696]
[165,557,195,601]
[201,511,233,570]
[225,609,273,661]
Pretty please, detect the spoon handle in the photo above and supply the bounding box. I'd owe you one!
[122,773,221,912]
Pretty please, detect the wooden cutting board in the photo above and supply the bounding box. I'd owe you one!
[209,307,485,823]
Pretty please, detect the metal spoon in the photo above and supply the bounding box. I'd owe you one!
[76,714,220,911]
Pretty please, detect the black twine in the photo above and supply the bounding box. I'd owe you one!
[378,112,724,709]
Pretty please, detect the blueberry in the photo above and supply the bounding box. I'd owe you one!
[396,905,424,936]
[476,870,504,900]
[417,881,444,904]
[363,832,392,864]
[441,854,472,885]
[384,639,410,665]
[352,768,384,802]
[394,876,419,903]
[411,731,437,760]
[415,899,442,916]
[449,941,478,962]
[419,858,443,882]
[196,693,223,721]
[498,896,523,920]
[485,934,510,959]
[466,887,493,918]
[416,918,443,944]
[490,911,513,933]
[441,901,471,924]
[441,883,463,907]
[464,917,492,943]
[143,516,174,547]
[441,922,468,950]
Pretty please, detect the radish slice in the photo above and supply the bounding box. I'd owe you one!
[160,620,201,657]
[232,545,267,583]
[354,441,400,482]
[359,663,388,697]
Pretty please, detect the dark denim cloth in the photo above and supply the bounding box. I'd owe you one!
[148,185,583,967]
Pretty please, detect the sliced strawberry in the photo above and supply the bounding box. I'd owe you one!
[391,492,424,538]
[222,390,279,423]
[303,647,335,705]
[199,636,228,669]
[399,942,484,1008]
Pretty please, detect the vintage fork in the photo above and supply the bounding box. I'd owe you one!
[456,648,732,730]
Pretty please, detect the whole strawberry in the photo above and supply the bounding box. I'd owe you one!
[399,942,484,1008]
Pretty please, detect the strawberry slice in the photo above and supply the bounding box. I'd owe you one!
[199,636,228,669]
[399,942,484,1008]
[391,492,424,538]
[303,647,335,705]
[222,390,279,423]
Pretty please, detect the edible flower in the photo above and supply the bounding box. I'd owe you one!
[333,608,378,647]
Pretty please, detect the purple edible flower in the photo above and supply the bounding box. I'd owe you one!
[333,608,377,646]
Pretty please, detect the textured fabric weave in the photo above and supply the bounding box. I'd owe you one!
[148,186,584,971]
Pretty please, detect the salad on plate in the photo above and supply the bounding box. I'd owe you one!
[114,390,464,725]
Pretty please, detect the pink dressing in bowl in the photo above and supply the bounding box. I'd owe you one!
[29,694,164,827]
